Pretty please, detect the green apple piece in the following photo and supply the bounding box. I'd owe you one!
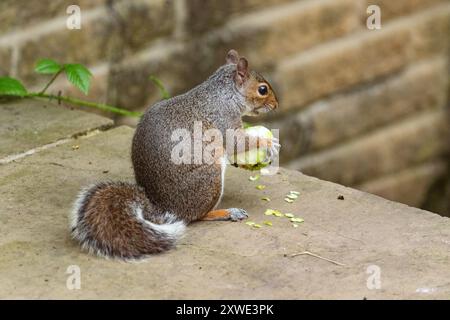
[233,126,273,171]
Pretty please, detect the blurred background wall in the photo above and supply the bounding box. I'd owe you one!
[0,0,449,215]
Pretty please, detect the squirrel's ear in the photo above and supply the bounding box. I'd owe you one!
[226,49,239,64]
[235,57,249,85]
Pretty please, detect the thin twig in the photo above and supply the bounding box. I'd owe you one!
[289,250,346,266]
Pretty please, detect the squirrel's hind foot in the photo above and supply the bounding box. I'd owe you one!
[201,208,248,221]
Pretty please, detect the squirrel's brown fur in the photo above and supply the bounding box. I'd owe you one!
[70,50,279,261]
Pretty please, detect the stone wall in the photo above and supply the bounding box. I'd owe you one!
[0,0,449,214]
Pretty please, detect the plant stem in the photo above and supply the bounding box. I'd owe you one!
[27,92,142,117]
[149,75,170,100]
[39,69,63,94]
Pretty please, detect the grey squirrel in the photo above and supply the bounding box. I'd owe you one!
[70,50,279,260]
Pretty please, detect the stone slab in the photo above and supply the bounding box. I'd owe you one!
[0,100,113,160]
[1,126,450,299]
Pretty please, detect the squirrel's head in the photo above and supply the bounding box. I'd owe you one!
[226,49,279,116]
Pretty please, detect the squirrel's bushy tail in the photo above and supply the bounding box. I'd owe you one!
[70,181,185,261]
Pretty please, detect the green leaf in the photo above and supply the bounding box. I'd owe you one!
[35,59,62,74]
[64,63,92,95]
[149,75,170,100]
[0,77,27,97]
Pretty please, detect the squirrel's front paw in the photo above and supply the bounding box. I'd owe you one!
[265,137,281,163]
[228,208,248,221]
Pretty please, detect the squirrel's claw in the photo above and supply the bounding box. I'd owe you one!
[264,137,281,163]
[228,208,248,221]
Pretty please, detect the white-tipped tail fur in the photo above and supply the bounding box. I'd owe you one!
[70,182,186,261]
[70,183,96,231]
[133,205,186,241]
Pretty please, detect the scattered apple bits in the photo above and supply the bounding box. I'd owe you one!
[284,190,300,203]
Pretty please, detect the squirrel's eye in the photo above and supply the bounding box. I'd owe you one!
[258,85,268,96]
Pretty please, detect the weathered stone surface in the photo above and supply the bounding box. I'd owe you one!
[305,58,448,153]
[108,0,363,116]
[111,0,175,52]
[275,4,450,111]
[287,111,450,187]
[15,0,174,86]
[358,160,447,211]
[0,47,11,76]
[0,0,104,34]
[267,57,449,163]
[105,42,188,113]
[0,100,112,160]
[15,10,113,85]
[275,23,411,110]
[184,0,296,34]
[411,4,450,60]
[365,0,447,21]
[1,125,450,299]
[205,0,362,71]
